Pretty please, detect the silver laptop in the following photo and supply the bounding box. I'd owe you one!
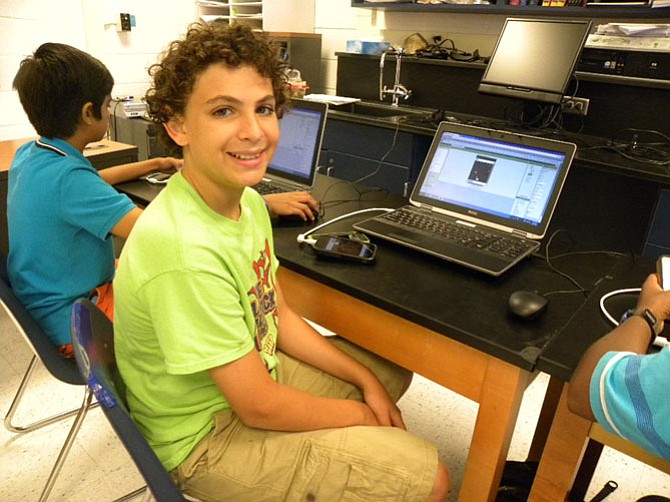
[254,99,327,195]
[354,122,577,276]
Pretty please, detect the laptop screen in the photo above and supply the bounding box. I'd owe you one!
[411,123,576,238]
[267,100,327,187]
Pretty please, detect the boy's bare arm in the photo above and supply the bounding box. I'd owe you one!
[568,274,670,419]
[99,157,182,186]
[110,207,143,239]
[208,350,379,431]
[208,282,405,432]
[273,282,406,429]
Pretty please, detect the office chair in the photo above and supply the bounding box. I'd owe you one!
[71,298,190,502]
[0,255,97,501]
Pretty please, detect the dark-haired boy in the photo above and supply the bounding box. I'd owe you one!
[9,42,181,356]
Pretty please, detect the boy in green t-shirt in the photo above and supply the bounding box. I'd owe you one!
[114,22,449,501]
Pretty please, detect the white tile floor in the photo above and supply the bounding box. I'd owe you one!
[1,309,668,502]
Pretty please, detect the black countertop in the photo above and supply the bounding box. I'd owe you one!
[537,256,655,382]
[117,174,627,372]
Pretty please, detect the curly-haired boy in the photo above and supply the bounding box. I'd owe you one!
[114,23,449,501]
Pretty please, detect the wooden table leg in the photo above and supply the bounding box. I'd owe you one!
[527,375,565,462]
[528,385,591,501]
[458,357,531,502]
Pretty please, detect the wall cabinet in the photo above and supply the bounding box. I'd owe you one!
[351,0,670,19]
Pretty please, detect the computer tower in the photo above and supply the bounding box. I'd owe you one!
[109,109,167,161]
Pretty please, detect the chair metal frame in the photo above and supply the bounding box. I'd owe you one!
[71,298,189,502]
[0,259,99,501]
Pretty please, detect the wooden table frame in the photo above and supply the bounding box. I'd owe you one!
[528,384,670,501]
[279,267,535,501]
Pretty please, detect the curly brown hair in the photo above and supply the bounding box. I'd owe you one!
[145,22,289,157]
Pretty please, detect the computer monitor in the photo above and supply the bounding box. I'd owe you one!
[478,18,592,105]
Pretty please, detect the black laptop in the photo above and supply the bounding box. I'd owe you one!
[254,98,327,195]
[354,122,577,276]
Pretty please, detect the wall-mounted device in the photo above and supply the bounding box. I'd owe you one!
[117,13,131,32]
[478,18,592,105]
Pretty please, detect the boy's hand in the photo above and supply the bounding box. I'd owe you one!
[154,156,182,173]
[637,273,670,326]
[264,192,318,220]
[363,385,407,430]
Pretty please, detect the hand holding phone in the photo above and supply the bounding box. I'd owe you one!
[312,235,376,264]
[656,255,670,291]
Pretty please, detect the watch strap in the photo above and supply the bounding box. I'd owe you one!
[621,308,659,346]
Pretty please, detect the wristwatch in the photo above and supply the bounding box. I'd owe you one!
[620,308,661,345]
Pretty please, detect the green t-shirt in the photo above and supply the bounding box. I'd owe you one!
[114,172,280,471]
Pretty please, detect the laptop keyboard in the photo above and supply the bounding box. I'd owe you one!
[254,181,291,195]
[381,207,536,259]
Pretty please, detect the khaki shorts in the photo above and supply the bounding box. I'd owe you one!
[172,338,439,502]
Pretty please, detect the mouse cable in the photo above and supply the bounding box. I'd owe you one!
[296,207,393,246]
[543,229,588,296]
[599,287,641,326]
[599,287,669,348]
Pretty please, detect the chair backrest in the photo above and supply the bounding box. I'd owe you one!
[0,254,83,385]
[70,298,187,502]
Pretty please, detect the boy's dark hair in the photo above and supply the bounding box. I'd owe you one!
[145,22,289,157]
[13,43,114,139]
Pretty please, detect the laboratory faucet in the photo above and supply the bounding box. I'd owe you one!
[379,47,412,107]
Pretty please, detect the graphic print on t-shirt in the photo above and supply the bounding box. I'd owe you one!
[248,239,278,365]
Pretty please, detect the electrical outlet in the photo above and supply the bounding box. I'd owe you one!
[560,97,589,116]
[117,13,131,32]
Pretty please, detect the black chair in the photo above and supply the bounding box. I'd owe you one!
[0,256,97,501]
[71,298,190,502]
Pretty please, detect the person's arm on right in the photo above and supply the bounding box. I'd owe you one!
[568,274,670,420]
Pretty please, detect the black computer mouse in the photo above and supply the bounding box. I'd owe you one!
[508,290,548,320]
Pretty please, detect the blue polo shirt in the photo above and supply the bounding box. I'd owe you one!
[7,137,136,346]
[590,346,670,460]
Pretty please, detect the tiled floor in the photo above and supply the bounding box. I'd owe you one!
[1,310,668,501]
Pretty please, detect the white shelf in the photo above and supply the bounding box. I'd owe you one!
[196,0,263,27]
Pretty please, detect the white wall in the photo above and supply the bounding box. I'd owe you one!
[0,0,196,141]
[0,0,87,140]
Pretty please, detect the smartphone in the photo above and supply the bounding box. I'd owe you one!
[657,255,670,290]
[312,235,377,264]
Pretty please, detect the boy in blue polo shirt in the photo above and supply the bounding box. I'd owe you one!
[8,42,181,356]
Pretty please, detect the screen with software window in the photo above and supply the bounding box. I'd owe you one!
[417,131,567,228]
[478,18,592,105]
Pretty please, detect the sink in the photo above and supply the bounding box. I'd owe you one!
[342,102,418,117]
[333,101,432,120]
